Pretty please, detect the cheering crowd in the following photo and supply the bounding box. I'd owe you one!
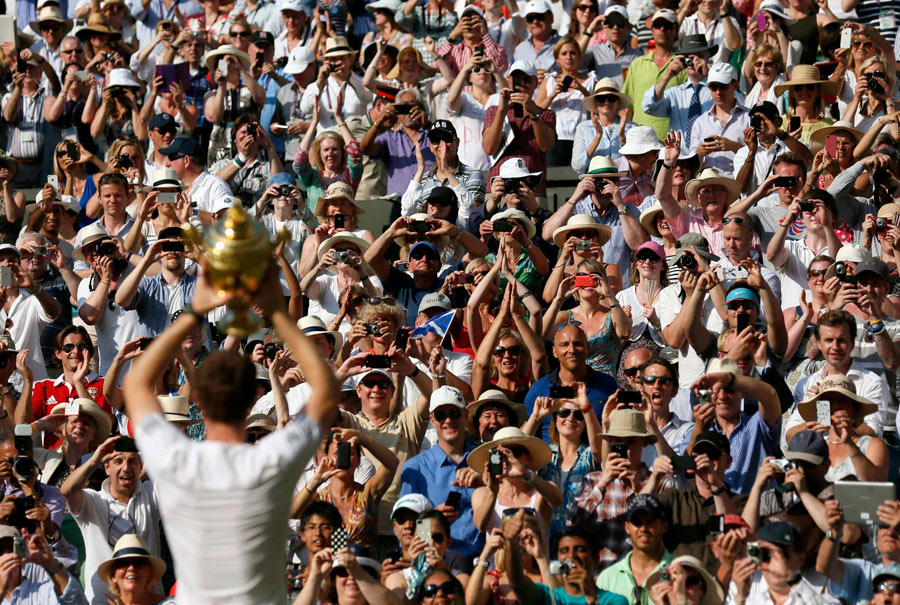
[0,0,899,601]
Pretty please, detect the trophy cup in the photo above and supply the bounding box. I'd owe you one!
[182,200,289,337]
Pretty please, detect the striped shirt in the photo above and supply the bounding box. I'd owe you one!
[711,411,781,495]
[854,0,900,44]
[1,87,47,160]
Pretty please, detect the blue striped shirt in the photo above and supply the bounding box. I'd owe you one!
[712,411,780,495]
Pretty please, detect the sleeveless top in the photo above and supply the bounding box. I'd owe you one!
[78,176,97,226]
[567,309,622,374]
[825,435,872,483]
[488,569,520,605]
[489,490,550,551]
[317,486,378,548]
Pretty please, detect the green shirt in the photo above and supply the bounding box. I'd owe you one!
[622,53,687,141]
[535,584,629,605]
[595,550,675,605]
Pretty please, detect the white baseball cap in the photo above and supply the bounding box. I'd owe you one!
[523,0,551,15]
[708,62,737,85]
[508,59,537,77]
[429,386,466,414]
[281,0,305,12]
[391,493,434,518]
[284,46,316,75]
[651,8,678,24]
[604,5,628,19]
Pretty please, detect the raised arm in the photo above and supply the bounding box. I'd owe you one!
[60,436,120,515]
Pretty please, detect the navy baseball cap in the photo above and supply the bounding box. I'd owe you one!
[758,521,802,550]
[428,119,457,141]
[149,113,176,130]
[159,137,201,157]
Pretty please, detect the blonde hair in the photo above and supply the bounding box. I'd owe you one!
[357,301,405,327]
[553,35,583,60]
[106,138,148,184]
[753,44,784,74]
[859,55,895,94]
[573,259,605,303]
[310,131,347,173]
[490,329,531,385]
[495,511,543,574]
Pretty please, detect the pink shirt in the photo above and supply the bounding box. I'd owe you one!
[669,207,760,258]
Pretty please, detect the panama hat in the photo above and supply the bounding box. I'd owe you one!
[23,195,77,226]
[203,45,251,73]
[491,208,536,240]
[797,374,879,422]
[150,167,183,191]
[49,398,113,448]
[582,78,631,111]
[809,120,864,154]
[756,0,795,23]
[618,126,663,157]
[314,182,365,218]
[297,316,344,354]
[685,168,741,206]
[551,214,612,248]
[394,213,450,249]
[106,68,141,89]
[322,36,358,58]
[639,202,667,238]
[579,155,626,180]
[72,224,114,262]
[597,408,657,443]
[75,13,122,40]
[646,556,723,605]
[316,232,371,261]
[386,46,436,80]
[774,65,839,97]
[823,244,871,281]
[467,390,527,427]
[466,427,552,474]
[97,534,166,583]
[29,6,73,35]
[158,394,199,426]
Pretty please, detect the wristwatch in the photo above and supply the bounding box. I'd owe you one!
[826,528,840,541]
[710,485,726,495]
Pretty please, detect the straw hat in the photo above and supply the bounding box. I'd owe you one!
[467,389,528,427]
[29,6,73,36]
[158,394,199,426]
[797,374,879,422]
[774,64,839,97]
[582,77,631,111]
[492,208,536,240]
[72,224,113,262]
[314,182,365,218]
[638,201,690,238]
[466,427,553,474]
[49,398,113,449]
[579,155,626,180]
[75,13,122,40]
[597,408,657,443]
[203,45,251,73]
[316,232,371,261]
[386,46,436,80]
[646,556,724,605]
[322,36,358,59]
[297,315,344,354]
[809,120,864,154]
[97,535,166,583]
[685,168,741,207]
[877,203,900,218]
[551,214,612,248]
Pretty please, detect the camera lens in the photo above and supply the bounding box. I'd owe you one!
[12,457,34,479]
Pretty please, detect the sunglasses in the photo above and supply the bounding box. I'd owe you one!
[722,216,745,225]
[423,581,457,597]
[41,22,64,31]
[502,506,537,517]
[556,408,585,421]
[635,253,661,262]
[624,366,640,377]
[876,582,900,595]
[526,13,546,22]
[651,21,675,29]
[851,40,874,49]
[433,408,463,422]
[808,268,827,278]
[555,320,582,331]
[606,19,627,27]
[155,127,177,137]
[231,30,251,37]
[596,94,620,104]
[754,61,776,68]
[410,250,438,260]
[708,83,729,91]
[726,301,757,311]
[576,4,596,9]
[792,83,818,91]
[61,343,90,353]
[367,296,397,306]
[493,345,522,357]
[429,133,455,144]
[643,375,675,386]
[61,48,84,55]
[361,379,392,389]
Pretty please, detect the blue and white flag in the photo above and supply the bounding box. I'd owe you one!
[410,309,456,340]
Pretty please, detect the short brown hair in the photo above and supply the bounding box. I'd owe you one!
[815,309,857,341]
[773,152,807,176]
[56,325,94,357]
[194,351,257,424]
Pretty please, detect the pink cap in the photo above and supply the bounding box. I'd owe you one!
[636,241,666,259]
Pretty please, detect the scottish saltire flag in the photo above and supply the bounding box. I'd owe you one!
[410,309,456,340]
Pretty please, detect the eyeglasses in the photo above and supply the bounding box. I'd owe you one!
[555,320,582,331]
[231,30,251,37]
[432,408,462,422]
[635,253,661,262]
[808,268,827,278]
[493,345,522,357]
[708,83,729,91]
[61,343,90,353]
[526,13,546,22]
[422,581,458,597]
[367,296,397,306]
[596,94,620,104]
[726,301,757,312]
[721,216,745,225]
[624,366,641,377]
[754,61,776,68]
[851,40,874,49]
[502,506,537,517]
[556,408,585,421]
[361,379,392,389]
[643,375,675,386]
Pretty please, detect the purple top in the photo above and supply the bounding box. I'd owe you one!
[375,129,436,196]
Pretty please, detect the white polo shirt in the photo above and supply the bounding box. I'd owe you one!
[188,170,234,214]
[135,411,321,604]
[1,290,53,382]
[76,272,145,375]
[72,478,161,605]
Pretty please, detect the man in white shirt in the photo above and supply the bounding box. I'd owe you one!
[677,0,742,65]
[159,136,233,219]
[688,62,750,176]
[583,6,642,85]
[61,436,160,605]
[122,267,340,604]
[300,37,373,134]
[512,0,561,71]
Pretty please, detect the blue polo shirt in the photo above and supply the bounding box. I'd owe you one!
[524,368,618,442]
[123,272,199,337]
[400,441,482,557]
[712,411,780,495]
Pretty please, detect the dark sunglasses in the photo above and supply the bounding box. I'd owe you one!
[493,345,522,357]
[556,408,585,421]
[606,18,628,27]
[851,40,874,49]
[635,252,661,262]
[721,216,745,224]
[433,408,462,422]
[231,30,251,37]
[576,3,596,9]
[428,133,455,144]
[596,94,620,104]
[624,366,640,377]
[876,582,900,595]
[502,506,537,517]
[61,343,90,353]
[361,379,392,389]
[526,13,546,22]
[651,20,675,29]
[409,250,438,260]
[367,296,397,306]
[41,22,64,31]
[60,48,84,54]
[808,268,827,278]
[792,83,818,91]
[726,301,757,311]
[642,375,675,386]
[155,126,177,137]
[708,83,729,91]
[423,581,457,597]
[754,61,776,68]
[555,320,582,331]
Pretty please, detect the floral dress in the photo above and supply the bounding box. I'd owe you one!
[317,487,378,548]
[567,309,623,374]
[292,140,363,214]
[539,443,595,539]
